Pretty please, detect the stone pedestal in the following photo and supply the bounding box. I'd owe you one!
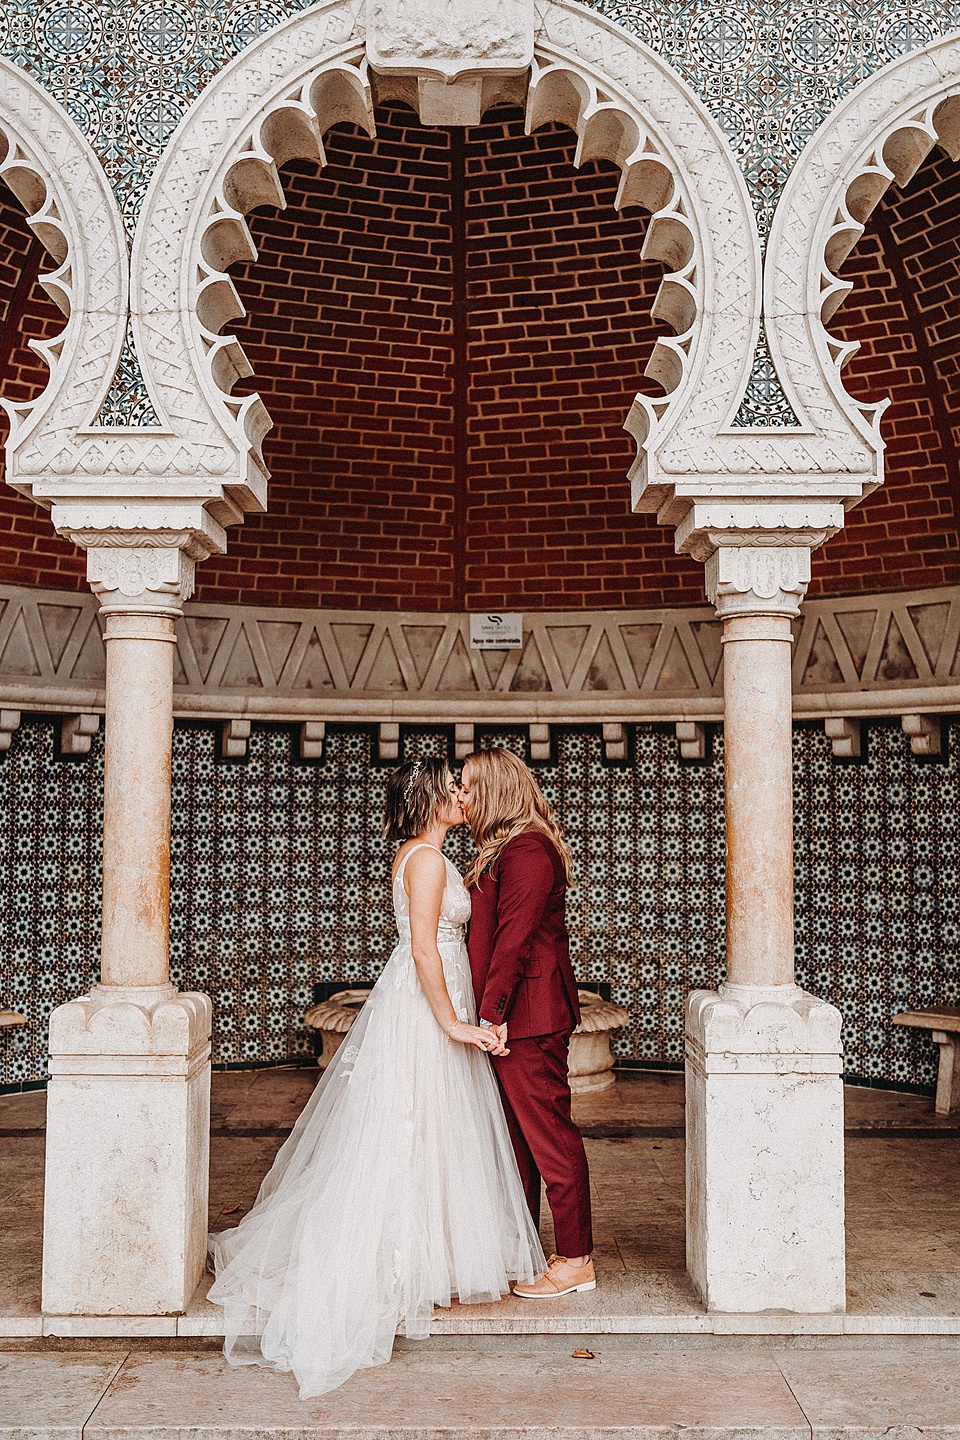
[682,539,847,1315]
[42,984,211,1316]
[685,983,845,1313]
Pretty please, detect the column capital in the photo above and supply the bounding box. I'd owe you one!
[52,504,227,615]
[85,542,196,618]
[673,498,842,619]
[706,543,813,621]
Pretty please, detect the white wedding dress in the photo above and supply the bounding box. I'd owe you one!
[208,843,545,1398]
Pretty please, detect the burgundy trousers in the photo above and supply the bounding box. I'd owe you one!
[492,1030,593,1258]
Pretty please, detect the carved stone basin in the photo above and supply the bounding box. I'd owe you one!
[304,989,372,1070]
[568,989,629,1094]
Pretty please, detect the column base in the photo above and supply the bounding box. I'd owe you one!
[42,985,211,1317]
[685,983,846,1314]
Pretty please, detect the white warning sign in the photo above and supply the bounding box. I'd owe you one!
[469,613,523,650]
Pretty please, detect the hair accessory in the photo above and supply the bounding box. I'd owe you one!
[403,758,424,803]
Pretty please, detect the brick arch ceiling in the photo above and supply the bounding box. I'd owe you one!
[813,142,960,598]
[196,102,703,612]
[0,119,959,609]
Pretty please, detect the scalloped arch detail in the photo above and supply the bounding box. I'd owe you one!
[766,36,960,503]
[0,61,128,501]
[131,0,760,524]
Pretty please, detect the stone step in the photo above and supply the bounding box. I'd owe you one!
[4,1337,960,1439]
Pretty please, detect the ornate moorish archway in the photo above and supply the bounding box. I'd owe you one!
[129,0,761,525]
[765,33,960,502]
[0,60,127,500]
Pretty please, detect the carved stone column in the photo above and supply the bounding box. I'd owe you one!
[684,540,845,1315]
[42,536,213,1320]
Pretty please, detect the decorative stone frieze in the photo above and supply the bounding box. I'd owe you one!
[1,584,959,728]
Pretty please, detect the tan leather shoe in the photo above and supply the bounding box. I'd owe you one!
[513,1254,596,1298]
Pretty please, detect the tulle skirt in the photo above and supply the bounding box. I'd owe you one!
[208,938,545,1398]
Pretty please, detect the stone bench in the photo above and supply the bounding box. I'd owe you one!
[893,1006,960,1116]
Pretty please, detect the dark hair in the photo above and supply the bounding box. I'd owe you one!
[382,756,451,843]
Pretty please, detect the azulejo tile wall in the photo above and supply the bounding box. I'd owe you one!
[4,0,955,234]
[1,716,957,1091]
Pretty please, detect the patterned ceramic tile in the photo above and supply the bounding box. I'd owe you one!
[1,716,956,1092]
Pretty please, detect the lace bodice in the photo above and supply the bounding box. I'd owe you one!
[392,843,471,945]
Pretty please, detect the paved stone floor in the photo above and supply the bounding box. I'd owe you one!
[2,1068,959,1340]
[3,1069,960,1434]
[5,1334,960,1437]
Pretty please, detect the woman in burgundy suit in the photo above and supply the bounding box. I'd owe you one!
[460,748,595,1298]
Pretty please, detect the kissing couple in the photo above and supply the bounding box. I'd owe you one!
[208,747,595,1398]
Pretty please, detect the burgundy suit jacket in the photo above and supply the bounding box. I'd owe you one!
[467,830,580,1040]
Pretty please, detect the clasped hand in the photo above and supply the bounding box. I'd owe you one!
[448,1020,509,1056]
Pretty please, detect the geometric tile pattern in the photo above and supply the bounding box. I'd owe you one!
[593,0,960,242]
[3,585,960,722]
[794,721,960,1088]
[3,0,953,239]
[1,715,956,1094]
[731,321,801,427]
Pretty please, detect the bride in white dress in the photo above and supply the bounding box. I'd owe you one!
[208,755,545,1398]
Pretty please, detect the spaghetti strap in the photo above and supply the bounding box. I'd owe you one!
[394,842,445,886]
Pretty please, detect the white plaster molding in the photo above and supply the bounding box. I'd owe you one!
[531,3,760,509]
[131,0,760,536]
[367,0,532,81]
[765,35,960,510]
[0,62,127,500]
[131,0,373,517]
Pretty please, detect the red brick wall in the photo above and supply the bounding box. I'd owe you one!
[0,119,958,611]
[813,145,960,595]
[0,192,86,591]
[199,106,700,610]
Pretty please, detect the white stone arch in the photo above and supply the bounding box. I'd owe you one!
[130,0,761,526]
[0,62,127,502]
[765,35,960,505]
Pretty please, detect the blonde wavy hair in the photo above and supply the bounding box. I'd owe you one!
[462,747,574,888]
